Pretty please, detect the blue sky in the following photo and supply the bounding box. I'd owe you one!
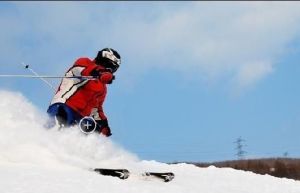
[1,1,300,162]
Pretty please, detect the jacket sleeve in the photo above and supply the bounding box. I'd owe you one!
[73,58,98,76]
[96,86,108,121]
[97,105,108,121]
[89,99,107,121]
[73,58,114,83]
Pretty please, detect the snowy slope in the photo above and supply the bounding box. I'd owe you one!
[0,90,300,193]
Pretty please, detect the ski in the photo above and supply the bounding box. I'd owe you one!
[93,168,130,180]
[143,172,175,182]
[93,168,175,182]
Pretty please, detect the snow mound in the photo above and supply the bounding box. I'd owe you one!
[0,90,300,193]
[0,90,138,170]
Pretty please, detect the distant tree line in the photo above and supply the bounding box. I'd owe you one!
[177,158,300,181]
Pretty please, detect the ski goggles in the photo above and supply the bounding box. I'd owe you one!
[102,51,121,73]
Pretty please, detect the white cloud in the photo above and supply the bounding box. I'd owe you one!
[235,61,273,88]
[156,2,300,83]
[102,2,300,90]
[1,1,300,90]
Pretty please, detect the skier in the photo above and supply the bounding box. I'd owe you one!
[46,48,121,137]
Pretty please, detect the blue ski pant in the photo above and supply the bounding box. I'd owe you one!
[46,103,82,128]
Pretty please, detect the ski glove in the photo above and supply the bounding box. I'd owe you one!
[96,119,112,137]
[90,68,115,84]
[100,126,112,137]
[100,72,115,84]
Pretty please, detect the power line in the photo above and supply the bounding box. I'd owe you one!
[234,136,247,160]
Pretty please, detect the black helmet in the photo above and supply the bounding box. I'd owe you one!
[95,48,121,73]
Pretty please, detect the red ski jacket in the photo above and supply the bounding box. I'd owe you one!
[50,57,113,121]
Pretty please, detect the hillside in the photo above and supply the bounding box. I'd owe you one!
[1,90,300,193]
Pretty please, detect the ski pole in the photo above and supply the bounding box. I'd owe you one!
[0,74,96,79]
[21,62,56,90]
[20,63,97,81]
[0,63,98,91]
[0,74,97,92]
